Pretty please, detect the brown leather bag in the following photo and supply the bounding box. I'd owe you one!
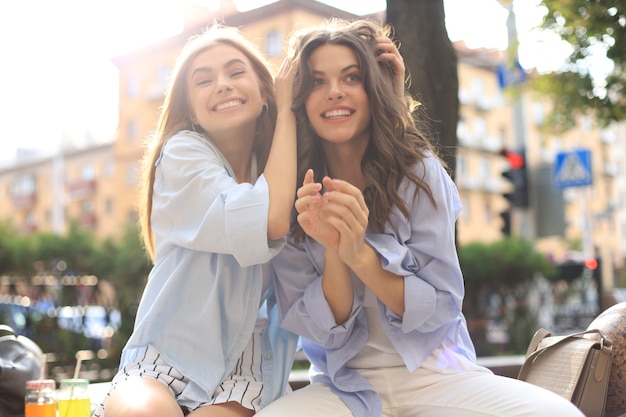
[518,328,613,417]
[0,325,44,417]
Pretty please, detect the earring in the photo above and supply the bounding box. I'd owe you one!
[191,122,198,132]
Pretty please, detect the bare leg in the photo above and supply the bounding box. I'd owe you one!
[188,402,255,417]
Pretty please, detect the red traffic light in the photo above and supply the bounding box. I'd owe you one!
[500,149,525,169]
[584,258,598,270]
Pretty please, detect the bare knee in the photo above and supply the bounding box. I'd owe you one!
[103,377,183,417]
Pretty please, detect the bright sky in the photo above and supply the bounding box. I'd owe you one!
[0,0,567,161]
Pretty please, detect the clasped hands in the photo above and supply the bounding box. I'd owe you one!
[295,169,369,266]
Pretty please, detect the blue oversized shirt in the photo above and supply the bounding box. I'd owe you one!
[270,155,476,417]
[121,130,298,409]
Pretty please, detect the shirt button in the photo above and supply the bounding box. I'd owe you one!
[380,248,388,253]
[264,353,271,360]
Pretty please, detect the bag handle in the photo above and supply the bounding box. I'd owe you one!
[524,328,608,359]
[524,328,551,358]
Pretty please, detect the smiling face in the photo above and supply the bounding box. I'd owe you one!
[304,43,371,148]
[186,43,266,143]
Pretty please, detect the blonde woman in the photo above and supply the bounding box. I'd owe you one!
[95,24,298,417]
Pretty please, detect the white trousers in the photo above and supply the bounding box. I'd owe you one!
[255,365,585,417]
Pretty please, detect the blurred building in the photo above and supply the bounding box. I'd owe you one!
[0,0,623,289]
[454,38,624,288]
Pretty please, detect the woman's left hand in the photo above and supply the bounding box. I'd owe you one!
[275,56,297,115]
[375,37,405,95]
[319,177,369,266]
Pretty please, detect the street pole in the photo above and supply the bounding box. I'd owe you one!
[501,0,534,241]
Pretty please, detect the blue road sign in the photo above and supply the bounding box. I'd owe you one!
[553,149,593,189]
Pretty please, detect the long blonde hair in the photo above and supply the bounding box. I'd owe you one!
[137,23,278,261]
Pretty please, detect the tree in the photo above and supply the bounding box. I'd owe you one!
[459,237,557,355]
[532,0,626,132]
[385,0,459,176]
[0,223,151,378]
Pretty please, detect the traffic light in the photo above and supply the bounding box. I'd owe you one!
[500,149,529,207]
[584,258,598,271]
[499,209,511,236]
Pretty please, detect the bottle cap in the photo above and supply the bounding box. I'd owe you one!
[26,379,56,389]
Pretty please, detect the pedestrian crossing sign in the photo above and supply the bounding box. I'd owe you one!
[553,149,592,189]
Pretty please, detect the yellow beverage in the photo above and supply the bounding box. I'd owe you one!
[57,398,91,417]
[24,402,57,417]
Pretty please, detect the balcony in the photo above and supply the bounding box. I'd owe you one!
[11,192,37,209]
[22,222,38,233]
[457,176,480,190]
[80,212,98,228]
[67,179,97,199]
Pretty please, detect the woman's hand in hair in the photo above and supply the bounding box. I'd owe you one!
[275,56,297,115]
[375,37,405,95]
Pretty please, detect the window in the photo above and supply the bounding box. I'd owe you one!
[471,78,484,98]
[474,117,487,138]
[127,120,139,142]
[127,209,138,224]
[81,200,94,214]
[25,211,37,226]
[483,200,492,223]
[127,75,140,98]
[105,198,114,214]
[104,159,115,178]
[10,174,36,197]
[157,65,170,87]
[81,164,95,181]
[147,66,170,100]
[498,126,507,142]
[479,157,490,181]
[264,30,282,58]
[456,154,467,176]
[126,163,139,187]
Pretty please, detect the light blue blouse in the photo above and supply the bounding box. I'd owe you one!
[270,155,476,417]
[121,130,298,409]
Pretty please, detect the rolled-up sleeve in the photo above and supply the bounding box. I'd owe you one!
[366,157,464,334]
[271,239,364,349]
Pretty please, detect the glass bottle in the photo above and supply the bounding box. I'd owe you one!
[57,378,91,417]
[24,379,57,417]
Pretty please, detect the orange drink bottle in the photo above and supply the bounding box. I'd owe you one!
[24,379,57,417]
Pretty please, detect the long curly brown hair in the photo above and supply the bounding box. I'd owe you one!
[289,19,444,242]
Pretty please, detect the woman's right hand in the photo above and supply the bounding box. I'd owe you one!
[295,169,341,250]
